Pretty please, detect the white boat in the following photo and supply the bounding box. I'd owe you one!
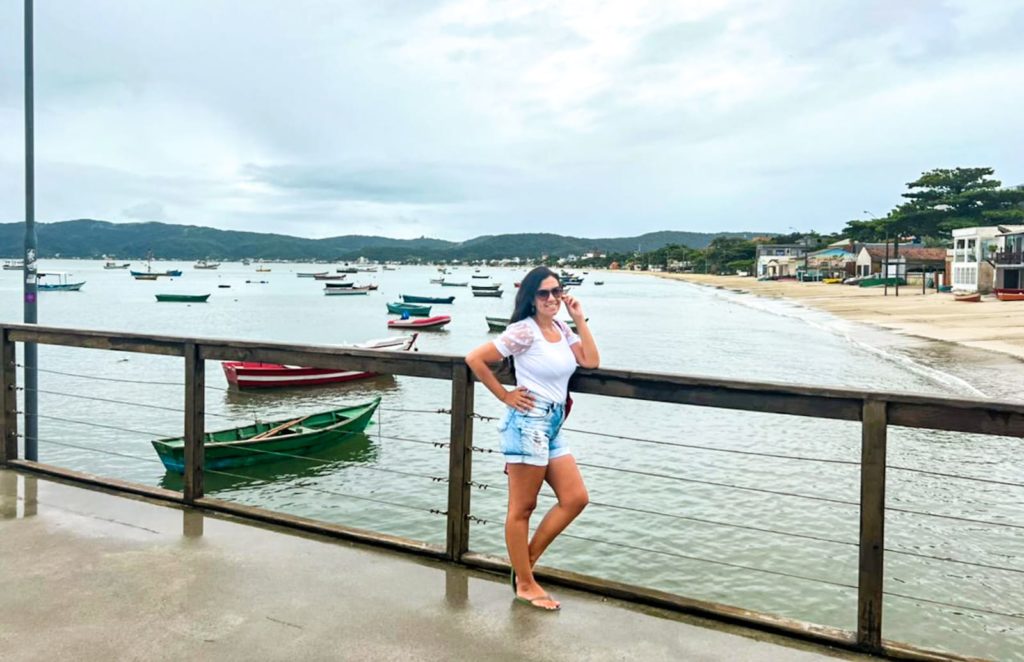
[103,261,130,269]
[194,260,221,269]
[2,259,24,271]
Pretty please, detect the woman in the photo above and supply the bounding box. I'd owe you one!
[465,266,600,611]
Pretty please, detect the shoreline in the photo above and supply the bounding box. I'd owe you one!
[648,272,1024,362]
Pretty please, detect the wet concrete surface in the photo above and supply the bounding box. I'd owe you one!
[0,469,875,661]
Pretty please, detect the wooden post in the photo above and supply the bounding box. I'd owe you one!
[183,342,205,503]
[0,329,17,464]
[445,362,474,561]
[857,398,887,652]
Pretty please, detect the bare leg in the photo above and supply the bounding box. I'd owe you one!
[506,463,559,609]
[529,455,589,566]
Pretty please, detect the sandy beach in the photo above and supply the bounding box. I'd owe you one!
[654,273,1024,361]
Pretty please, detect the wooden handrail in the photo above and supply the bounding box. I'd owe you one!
[0,321,1017,661]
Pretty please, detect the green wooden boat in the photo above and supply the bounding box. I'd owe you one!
[151,397,381,472]
[485,316,582,332]
[400,294,455,304]
[155,294,211,302]
[386,302,432,316]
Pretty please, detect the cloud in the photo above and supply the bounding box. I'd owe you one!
[121,201,167,221]
[0,0,1021,239]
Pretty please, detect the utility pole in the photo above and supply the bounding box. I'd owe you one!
[23,0,38,460]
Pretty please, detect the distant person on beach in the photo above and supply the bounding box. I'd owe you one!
[465,266,600,611]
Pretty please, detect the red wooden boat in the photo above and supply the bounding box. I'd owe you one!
[996,291,1024,302]
[387,315,451,329]
[954,292,981,302]
[221,334,418,389]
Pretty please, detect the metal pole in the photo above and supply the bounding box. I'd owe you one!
[883,236,889,297]
[23,0,38,461]
[893,235,900,297]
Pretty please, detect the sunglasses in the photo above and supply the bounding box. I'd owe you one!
[535,287,564,300]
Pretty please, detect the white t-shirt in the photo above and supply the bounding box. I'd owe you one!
[493,317,580,404]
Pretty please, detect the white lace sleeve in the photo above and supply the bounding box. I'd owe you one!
[493,320,535,357]
[555,319,581,346]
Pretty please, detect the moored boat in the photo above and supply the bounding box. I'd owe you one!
[298,272,329,278]
[470,283,501,291]
[222,335,418,389]
[194,260,220,269]
[324,281,355,288]
[155,293,210,302]
[2,259,24,271]
[471,274,490,279]
[325,286,371,295]
[134,274,160,281]
[37,272,85,291]
[103,261,130,269]
[486,316,582,332]
[388,315,451,329]
[996,290,1024,302]
[151,397,381,472]
[400,294,455,304]
[471,289,503,297]
[594,281,604,285]
[440,280,468,287]
[386,302,432,316]
[314,274,346,281]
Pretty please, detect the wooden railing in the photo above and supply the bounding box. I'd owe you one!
[3,323,1021,661]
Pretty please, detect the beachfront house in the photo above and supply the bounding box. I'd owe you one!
[755,243,807,279]
[951,226,1002,293]
[855,245,947,280]
[993,225,1024,291]
[803,242,858,280]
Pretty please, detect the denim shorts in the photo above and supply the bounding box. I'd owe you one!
[498,394,570,467]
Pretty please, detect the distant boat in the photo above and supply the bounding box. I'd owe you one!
[401,294,455,304]
[470,283,501,291]
[255,266,271,273]
[486,316,582,333]
[130,269,181,277]
[594,281,605,286]
[314,274,347,281]
[471,274,490,279]
[336,267,359,274]
[241,258,252,266]
[324,281,355,288]
[440,281,468,287]
[429,278,445,284]
[38,272,85,291]
[151,397,381,472]
[325,286,370,295]
[386,302,432,316]
[103,261,130,269]
[2,259,24,271]
[194,260,220,270]
[155,294,210,302]
[471,289,503,297]
[222,335,418,390]
[134,274,159,281]
[382,266,398,271]
[955,292,981,302]
[298,272,329,278]
[388,315,451,329]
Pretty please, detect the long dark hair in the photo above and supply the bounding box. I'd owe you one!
[503,266,561,379]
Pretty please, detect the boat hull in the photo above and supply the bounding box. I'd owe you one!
[955,293,982,302]
[388,315,451,329]
[486,316,581,332]
[38,282,85,291]
[400,294,455,304]
[386,302,432,316]
[151,398,381,472]
[155,294,210,302]
[222,335,416,389]
[471,290,503,297]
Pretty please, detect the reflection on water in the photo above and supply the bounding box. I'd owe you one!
[218,374,401,417]
[158,432,378,493]
[0,472,37,519]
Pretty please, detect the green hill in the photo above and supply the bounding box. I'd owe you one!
[0,219,760,261]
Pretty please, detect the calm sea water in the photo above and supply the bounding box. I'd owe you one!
[1,261,1021,660]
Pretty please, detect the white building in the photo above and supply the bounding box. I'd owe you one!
[951,227,1001,292]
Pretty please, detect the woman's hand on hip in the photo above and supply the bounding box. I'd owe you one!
[502,386,535,412]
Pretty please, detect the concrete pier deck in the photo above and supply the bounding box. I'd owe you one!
[0,469,873,661]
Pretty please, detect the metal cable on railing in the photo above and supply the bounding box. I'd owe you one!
[201,466,448,517]
[887,465,1024,489]
[884,590,1024,621]
[34,413,176,439]
[30,366,185,387]
[20,387,240,422]
[886,506,1024,531]
[36,437,167,464]
[373,432,450,449]
[558,530,858,590]
[577,461,859,506]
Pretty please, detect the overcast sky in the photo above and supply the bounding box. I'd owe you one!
[1,1,1022,240]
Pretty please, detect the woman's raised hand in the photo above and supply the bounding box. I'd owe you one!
[561,294,584,321]
[503,386,535,412]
